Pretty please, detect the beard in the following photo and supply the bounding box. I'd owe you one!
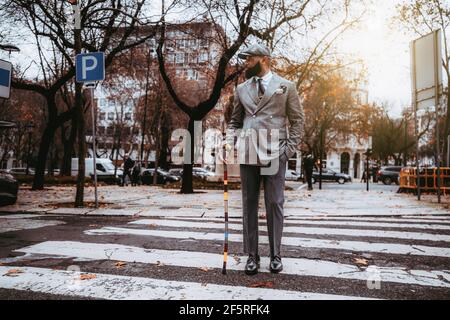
[245,61,262,79]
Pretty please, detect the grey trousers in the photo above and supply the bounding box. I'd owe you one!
[240,155,287,259]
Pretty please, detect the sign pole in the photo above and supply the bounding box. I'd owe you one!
[75,49,104,209]
[433,30,441,204]
[411,41,421,201]
[87,83,98,208]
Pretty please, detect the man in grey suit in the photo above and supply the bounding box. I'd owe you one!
[225,43,304,275]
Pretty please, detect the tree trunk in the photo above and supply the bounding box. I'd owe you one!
[61,117,77,176]
[74,82,86,207]
[32,123,56,190]
[153,127,160,185]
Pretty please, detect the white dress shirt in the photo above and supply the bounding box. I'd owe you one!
[255,71,273,92]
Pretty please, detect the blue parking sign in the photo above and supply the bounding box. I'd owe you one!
[0,59,12,99]
[76,52,105,83]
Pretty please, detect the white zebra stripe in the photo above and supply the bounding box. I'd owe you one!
[166,216,450,226]
[15,241,450,288]
[0,266,366,300]
[0,218,64,234]
[165,217,450,231]
[287,217,450,224]
[0,214,45,219]
[84,227,450,258]
[129,219,450,242]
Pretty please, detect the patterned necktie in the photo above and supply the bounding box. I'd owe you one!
[256,78,265,98]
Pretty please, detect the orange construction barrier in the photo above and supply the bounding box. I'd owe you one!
[399,167,450,195]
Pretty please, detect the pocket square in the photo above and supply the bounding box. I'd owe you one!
[275,85,287,95]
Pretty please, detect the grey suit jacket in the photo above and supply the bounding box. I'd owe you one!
[226,72,304,165]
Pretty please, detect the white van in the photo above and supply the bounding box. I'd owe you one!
[71,158,123,181]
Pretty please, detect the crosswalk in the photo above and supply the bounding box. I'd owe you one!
[1,212,450,299]
[0,214,64,233]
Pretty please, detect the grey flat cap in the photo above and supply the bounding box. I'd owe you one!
[237,43,271,59]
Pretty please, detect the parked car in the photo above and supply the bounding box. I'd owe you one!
[193,167,215,180]
[0,171,19,206]
[285,169,302,181]
[168,167,215,180]
[141,168,180,185]
[377,166,402,185]
[72,158,122,184]
[7,167,35,176]
[44,169,60,175]
[168,168,183,177]
[312,169,352,184]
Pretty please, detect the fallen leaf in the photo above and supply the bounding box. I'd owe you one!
[79,274,97,280]
[148,224,157,228]
[248,281,274,288]
[353,258,369,266]
[89,224,99,228]
[233,256,241,264]
[155,261,164,267]
[4,269,23,277]
[115,261,126,269]
[199,267,211,272]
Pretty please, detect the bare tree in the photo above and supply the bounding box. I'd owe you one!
[394,0,450,164]
[1,0,164,206]
[156,0,363,193]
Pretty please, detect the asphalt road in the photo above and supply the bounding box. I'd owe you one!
[0,182,449,300]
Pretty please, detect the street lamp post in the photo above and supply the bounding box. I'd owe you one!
[140,49,153,167]
[25,122,35,175]
[319,127,323,190]
[365,136,372,192]
[0,44,20,59]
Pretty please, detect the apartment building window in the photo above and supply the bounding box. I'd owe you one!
[125,112,132,120]
[99,112,106,121]
[108,112,114,120]
[176,39,186,49]
[99,98,106,107]
[188,39,197,49]
[186,69,198,80]
[175,53,185,65]
[98,126,105,135]
[109,100,116,108]
[198,51,208,63]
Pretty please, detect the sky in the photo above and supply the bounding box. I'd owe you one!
[0,0,432,118]
[335,0,415,117]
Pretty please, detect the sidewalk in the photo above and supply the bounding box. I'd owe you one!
[1,182,448,217]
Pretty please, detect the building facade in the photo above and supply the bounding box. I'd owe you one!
[90,20,229,166]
